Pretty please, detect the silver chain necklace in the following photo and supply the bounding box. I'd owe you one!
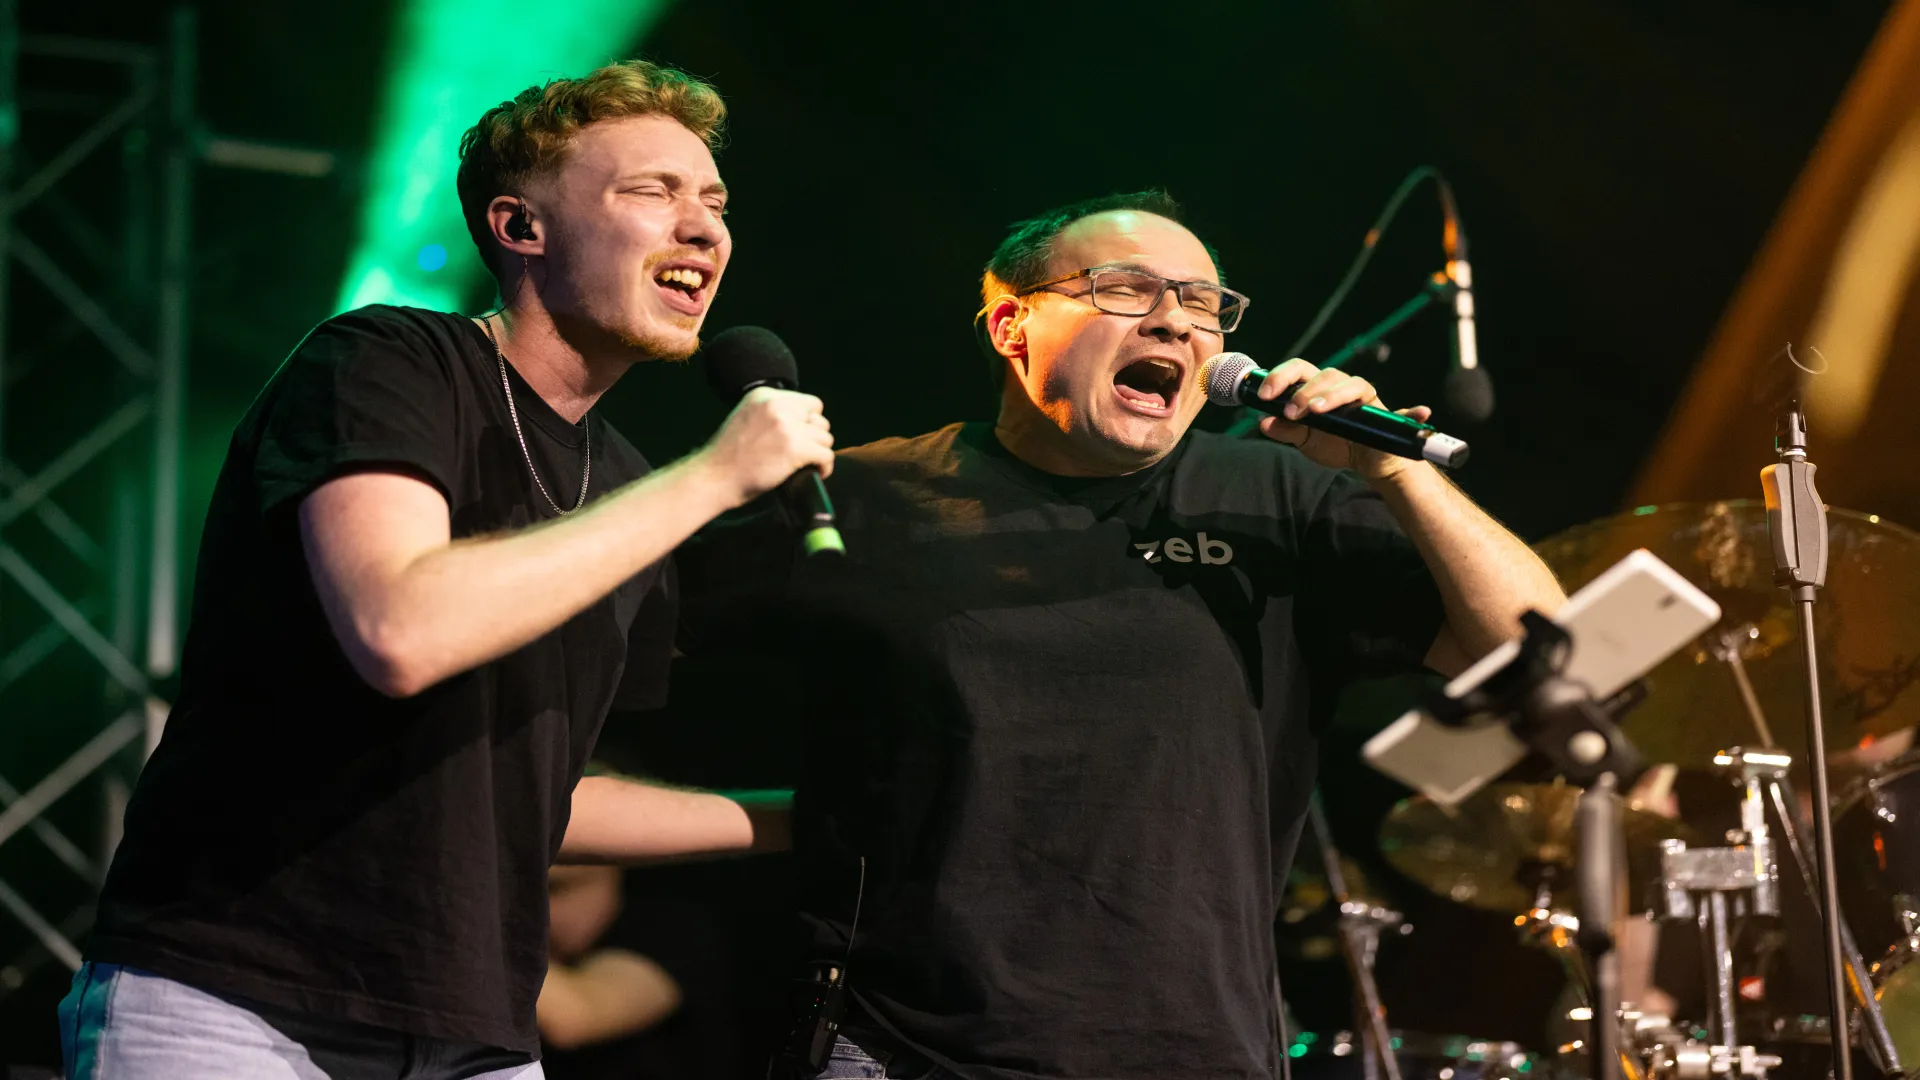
[480,314,590,516]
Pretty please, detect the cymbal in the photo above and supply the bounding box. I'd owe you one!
[1533,501,1920,766]
[1379,782,1692,914]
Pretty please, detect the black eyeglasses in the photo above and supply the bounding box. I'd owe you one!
[1016,265,1250,333]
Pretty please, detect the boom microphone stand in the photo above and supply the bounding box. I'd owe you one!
[1316,274,1461,374]
[1759,394,1854,1080]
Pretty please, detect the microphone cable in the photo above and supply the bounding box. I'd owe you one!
[845,855,865,971]
[1284,166,1460,362]
[767,855,866,1080]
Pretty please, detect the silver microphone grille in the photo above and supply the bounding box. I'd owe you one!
[1201,352,1258,406]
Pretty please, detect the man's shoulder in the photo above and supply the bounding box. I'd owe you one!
[325,302,464,327]
[838,422,970,475]
[307,304,473,357]
[272,304,474,386]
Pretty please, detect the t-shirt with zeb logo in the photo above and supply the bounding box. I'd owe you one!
[681,421,1445,1080]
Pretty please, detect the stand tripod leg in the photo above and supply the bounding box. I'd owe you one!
[1707,891,1738,1054]
[1336,917,1401,1080]
[1795,593,1856,1080]
[1578,776,1624,1080]
[1309,797,1404,1080]
[1354,928,1383,1080]
[1765,775,1903,1074]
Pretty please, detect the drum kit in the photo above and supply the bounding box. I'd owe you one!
[1287,501,1920,1080]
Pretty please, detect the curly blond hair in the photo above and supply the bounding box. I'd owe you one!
[456,60,727,283]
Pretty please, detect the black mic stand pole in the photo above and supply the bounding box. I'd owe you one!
[1319,274,1459,373]
[1227,276,1459,439]
[1577,772,1624,1080]
[1761,403,1853,1080]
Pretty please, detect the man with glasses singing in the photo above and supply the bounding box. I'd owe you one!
[705,190,1562,1078]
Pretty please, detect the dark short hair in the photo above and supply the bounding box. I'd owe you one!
[979,189,1224,309]
[975,190,1224,386]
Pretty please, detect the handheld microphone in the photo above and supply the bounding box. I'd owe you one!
[1201,352,1470,469]
[702,326,845,557]
[1439,203,1494,422]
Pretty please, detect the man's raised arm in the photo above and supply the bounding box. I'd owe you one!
[301,385,831,697]
[1252,356,1565,677]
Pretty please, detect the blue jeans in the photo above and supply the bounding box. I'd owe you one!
[818,1033,950,1079]
[59,962,543,1080]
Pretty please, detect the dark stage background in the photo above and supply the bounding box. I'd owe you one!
[0,0,1899,1072]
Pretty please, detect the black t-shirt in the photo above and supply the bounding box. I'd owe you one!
[682,423,1444,1080]
[88,305,676,1053]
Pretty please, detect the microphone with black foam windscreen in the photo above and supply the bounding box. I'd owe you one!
[1202,351,1470,469]
[701,326,845,557]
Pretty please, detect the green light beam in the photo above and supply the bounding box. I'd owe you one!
[337,0,676,315]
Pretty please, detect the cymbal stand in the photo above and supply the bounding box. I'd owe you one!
[1653,824,1784,1079]
[1308,795,1406,1080]
[1714,748,1902,1074]
[1761,398,1855,1080]
[1709,627,1776,751]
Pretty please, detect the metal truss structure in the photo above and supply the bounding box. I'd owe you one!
[0,5,334,1013]
[0,3,196,997]
[0,2,336,1006]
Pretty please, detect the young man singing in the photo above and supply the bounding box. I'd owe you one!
[61,61,832,1079]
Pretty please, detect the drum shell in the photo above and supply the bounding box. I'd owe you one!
[1833,754,1920,959]
[1868,936,1920,1072]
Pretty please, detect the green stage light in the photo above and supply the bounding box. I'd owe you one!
[337,0,675,314]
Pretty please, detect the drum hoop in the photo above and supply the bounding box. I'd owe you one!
[1834,746,1920,817]
[1297,1030,1536,1062]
